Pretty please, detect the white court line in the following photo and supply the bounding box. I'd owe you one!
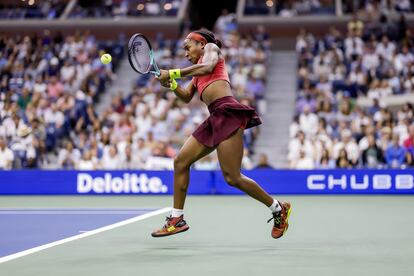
[0,207,171,264]
[0,211,152,215]
[0,208,158,211]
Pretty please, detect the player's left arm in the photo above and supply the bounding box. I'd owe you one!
[157,43,220,82]
[180,43,220,77]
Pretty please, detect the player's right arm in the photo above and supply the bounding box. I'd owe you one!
[172,81,196,104]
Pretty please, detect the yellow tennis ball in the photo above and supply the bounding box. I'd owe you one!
[100,53,112,64]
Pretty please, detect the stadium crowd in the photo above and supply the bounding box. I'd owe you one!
[69,0,182,18]
[244,0,335,16]
[290,12,414,169]
[0,0,181,19]
[0,23,270,170]
[0,31,123,169]
[243,0,414,16]
[0,0,67,19]
[344,0,414,14]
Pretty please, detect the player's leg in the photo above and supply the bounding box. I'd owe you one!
[173,135,214,209]
[151,135,213,237]
[216,128,291,239]
[216,128,273,205]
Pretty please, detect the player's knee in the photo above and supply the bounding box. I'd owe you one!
[223,171,241,187]
[173,155,191,171]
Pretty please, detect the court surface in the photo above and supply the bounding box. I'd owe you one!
[0,196,413,276]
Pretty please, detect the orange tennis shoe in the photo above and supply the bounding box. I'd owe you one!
[268,201,292,239]
[151,215,190,237]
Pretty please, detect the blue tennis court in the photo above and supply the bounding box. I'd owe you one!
[0,207,167,260]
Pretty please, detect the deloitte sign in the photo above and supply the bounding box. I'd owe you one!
[77,173,168,194]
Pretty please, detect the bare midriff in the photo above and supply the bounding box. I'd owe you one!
[200,80,233,106]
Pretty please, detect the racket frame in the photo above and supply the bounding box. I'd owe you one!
[128,33,161,77]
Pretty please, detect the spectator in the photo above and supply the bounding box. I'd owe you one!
[293,150,315,169]
[299,104,318,137]
[58,141,81,169]
[254,153,273,169]
[47,76,64,100]
[403,125,414,149]
[336,148,353,168]
[385,134,407,168]
[214,9,236,37]
[315,148,335,169]
[101,144,122,169]
[406,146,414,166]
[288,130,314,167]
[77,150,97,170]
[332,129,359,165]
[120,143,143,169]
[347,14,364,37]
[376,35,395,62]
[361,134,384,168]
[0,137,14,170]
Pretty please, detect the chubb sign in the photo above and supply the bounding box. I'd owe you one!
[307,174,414,190]
[77,173,168,194]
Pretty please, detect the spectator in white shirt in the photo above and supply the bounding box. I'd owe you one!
[44,103,65,129]
[345,32,363,60]
[332,129,359,164]
[293,150,315,169]
[288,130,314,166]
[60,59,76,82]
[395,46,414,73]
[33,75,47,95]
[0,137,14,169]
[77,150,97,170]
[58,141,81,169]
[376,35,396,61]
[299,104,319,137]
[101,144,122,169]
[120,144,143,169]
[362,45,380,71]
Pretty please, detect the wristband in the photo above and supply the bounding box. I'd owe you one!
[170,79,178,90]
[169,69,181,79]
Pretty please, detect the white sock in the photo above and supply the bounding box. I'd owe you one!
[171,208,184,218]
[269,200,282,213]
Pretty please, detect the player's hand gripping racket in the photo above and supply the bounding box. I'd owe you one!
[128,33,160,77]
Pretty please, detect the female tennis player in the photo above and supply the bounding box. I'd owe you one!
[151,30,291,239]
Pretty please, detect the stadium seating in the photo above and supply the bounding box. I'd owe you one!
[69,0,181,18]
[0,32,123,169]
[289,13,414,169]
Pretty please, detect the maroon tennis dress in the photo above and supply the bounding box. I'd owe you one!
[191,58,262,148]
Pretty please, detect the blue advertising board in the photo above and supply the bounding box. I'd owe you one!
[0,170,213,195]
[214,169,414,194]
[0,169,413,195]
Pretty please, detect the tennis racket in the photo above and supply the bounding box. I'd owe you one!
[127,33,161,76]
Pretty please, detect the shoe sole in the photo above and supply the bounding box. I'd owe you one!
[151,226,190,238]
